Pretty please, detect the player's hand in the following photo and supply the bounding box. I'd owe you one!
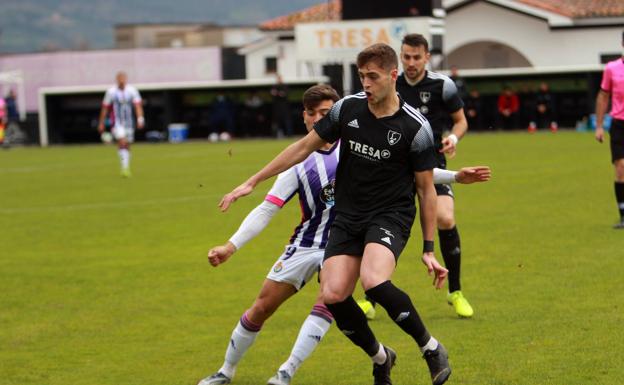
[208,242,236,267]
[456,166,491,184]
[595,127,604,143]
[440,135,458,158]
[422,252,448,289]
[137,117,145,129]
[97,122,105,134]
[219,181,254,212]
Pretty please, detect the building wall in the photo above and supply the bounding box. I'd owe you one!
[0,47,222,112]
[245,40,305,80]
[446,2,622,68]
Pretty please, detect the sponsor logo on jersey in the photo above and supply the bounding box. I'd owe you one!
[381,236,392,245]
[419,105,429,115]
[348,140,390,161]
[420,91,431,103]
[395,311,410,322]
[273,261,283,273]
[319,179,336,206]
[347,119,359,128]
[387,130,401,145]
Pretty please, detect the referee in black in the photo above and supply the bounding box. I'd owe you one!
[396,33,473,318]
[219,43,451,385]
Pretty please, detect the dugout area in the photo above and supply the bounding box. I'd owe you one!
[38,78,326,146]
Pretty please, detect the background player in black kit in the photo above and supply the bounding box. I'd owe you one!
[396,33,473,318]
[219,43,451,385]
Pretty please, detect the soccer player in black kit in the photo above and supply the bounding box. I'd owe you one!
[397,33,473,318]
[219,43,451,385]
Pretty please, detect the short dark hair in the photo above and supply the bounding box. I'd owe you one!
[356,43,398,71]
[402,33,429,52]
[302,84,340,110]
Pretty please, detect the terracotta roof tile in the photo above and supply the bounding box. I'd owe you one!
[515,0,624,18]
[260,0,341,30]
[260,0,624,31]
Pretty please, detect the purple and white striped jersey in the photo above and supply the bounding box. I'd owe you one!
[102,85,142,129]
[265,142,340,249]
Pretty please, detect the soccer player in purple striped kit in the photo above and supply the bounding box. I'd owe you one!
[201,79,490,385]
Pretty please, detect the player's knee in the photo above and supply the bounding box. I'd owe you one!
[615,160,624,180]
[437,213,456,229]
[360,275,386,291]
[321,285,348,304]
[248,301,276,323]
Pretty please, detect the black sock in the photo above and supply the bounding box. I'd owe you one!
[615,182,624,219]
[439,226,461,293]
[365,281,431,347]
[325,296,379,356]
[364,295,377,307]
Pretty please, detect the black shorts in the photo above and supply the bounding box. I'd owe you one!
[610,119,624,163]
[324,213,413,261]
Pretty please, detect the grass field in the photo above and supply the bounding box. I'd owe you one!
[1,131,622,385]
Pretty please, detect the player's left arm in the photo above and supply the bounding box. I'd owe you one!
[440,108,468,156]
[440,76,468,155]
[132,88,145,129]
[414,169,447,289]
[433,166,491,184]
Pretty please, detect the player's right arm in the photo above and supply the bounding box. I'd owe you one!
[219,130,326,211]
[220,97,345,212]
[209,169,298,266]
[595,90,610,143]
[596,65,612,143]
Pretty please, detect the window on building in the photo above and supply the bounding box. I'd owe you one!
[265,57,277,74]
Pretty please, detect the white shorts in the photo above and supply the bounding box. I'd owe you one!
[266,245,324,291]
[112,125,134,142]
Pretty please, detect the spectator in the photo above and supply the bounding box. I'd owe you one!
[242,90,266,137]
[2,89,26,146]
[532,82,558,132]
[5,89,19,125]
[464,89,484,130]
[270,74,292,137]
[0,95,5,145]
[209,92,235,138]
[497,86,520,129]
[450,65,468,102]
[518,84,536,130]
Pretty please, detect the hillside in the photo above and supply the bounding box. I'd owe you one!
[0,0,321,53]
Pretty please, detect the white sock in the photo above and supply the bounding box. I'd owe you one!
[420,336,439,353]
[118,148,130,169]
[278,313,331,377]
[371,343,387,365]
[219,320,260,378]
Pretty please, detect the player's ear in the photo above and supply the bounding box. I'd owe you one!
[390,68,398,80]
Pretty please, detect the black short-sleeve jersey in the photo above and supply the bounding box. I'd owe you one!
[314,92,437,220]
[396,71,464,145]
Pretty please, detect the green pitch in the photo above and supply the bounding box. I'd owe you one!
[1,131,622,385]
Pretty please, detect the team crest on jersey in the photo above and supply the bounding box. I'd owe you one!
[319,179,336,206]
[387,130,401,146]
[420,91,431,104]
